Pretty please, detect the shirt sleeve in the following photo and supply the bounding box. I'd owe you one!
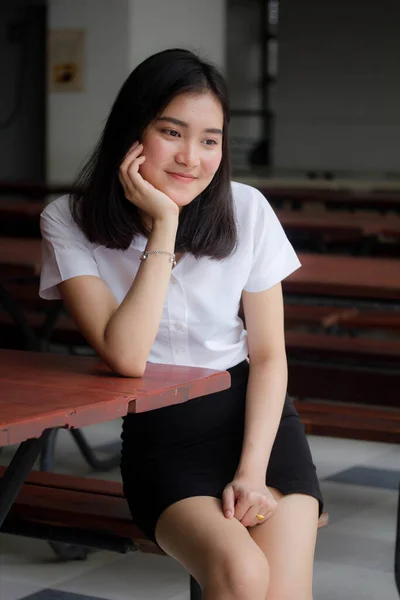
[243,189,301,293]
[39,200,100,300]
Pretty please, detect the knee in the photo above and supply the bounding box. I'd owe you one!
[206,551,270,600]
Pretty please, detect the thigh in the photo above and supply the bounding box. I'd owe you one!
[249,488,319,600]
[155,495,269,593]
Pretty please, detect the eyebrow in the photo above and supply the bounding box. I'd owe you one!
[156,116,223,135]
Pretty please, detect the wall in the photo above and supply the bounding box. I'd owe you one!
[47,0,130,183]
[274,0,400,175]
[127,0,226,70]
[0,2,46,182]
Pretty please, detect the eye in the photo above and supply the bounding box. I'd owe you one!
[162,129,180,138]
[202,139,218,146]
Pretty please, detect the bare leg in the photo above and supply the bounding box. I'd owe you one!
[249,488,319,600]
[155,495,270,600]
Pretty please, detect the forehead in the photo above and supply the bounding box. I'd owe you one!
[161,92,223,127]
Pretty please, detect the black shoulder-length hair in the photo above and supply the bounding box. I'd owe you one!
[70,48,237,259]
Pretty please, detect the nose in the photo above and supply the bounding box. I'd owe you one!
[175,141,200,168]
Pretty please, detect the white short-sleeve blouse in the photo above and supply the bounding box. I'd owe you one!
[39,182,300,370]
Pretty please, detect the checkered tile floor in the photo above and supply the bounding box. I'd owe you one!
[1,420,399,600]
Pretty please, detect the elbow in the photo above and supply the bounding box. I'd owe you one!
[108,355,147,378]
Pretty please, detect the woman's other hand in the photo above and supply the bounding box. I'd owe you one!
[222,476,277,527]
[119,141,179,222]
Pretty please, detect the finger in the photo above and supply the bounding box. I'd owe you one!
[253,502,277,527]
[240,505,264,528]
[120,143,143,172]
[120,155,146,190]
[233,495,250,523]
[126,156,146,188]
[222,485,235,519]
[123,140,141,161]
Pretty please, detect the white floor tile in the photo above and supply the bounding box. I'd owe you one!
[314,561,398,600]
[329,490,397,543]
[0,536,121,589]
[308,435,397,479]
[53,552,190,600]
[0,578,43,600]
[367,445,400,471]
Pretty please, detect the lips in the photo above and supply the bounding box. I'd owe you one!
[166,172,197,182]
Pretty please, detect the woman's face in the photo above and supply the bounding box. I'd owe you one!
[139,91,224,208]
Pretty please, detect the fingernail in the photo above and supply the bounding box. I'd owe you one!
[226,511,232,518]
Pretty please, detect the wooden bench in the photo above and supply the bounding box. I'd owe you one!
[286,331,400,442]
[285,330,400,365]
[293,399,400,443]
[0,466,328,599]
[1,467,328,550]
[332,309,400,333]
[284,305,359,330]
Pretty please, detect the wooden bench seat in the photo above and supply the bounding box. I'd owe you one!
[1,467,328,557]
[335,309,400,332]
[294,399,400,443]
[286,330,400,441]
[285,330,400,364]
[0,467,161,554]
[284,305,359,330]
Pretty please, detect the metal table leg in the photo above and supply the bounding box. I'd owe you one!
[190,575,202,600]
[40,428,120,474]
[70,429,121,471]
[0,430,51,527]
[40,429,59,472]
[39,429,90,560]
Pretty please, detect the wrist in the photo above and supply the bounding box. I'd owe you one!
[152,210,179,228]
[235,464,267,482]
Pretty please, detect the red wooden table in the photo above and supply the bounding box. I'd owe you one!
[0,349,230,527]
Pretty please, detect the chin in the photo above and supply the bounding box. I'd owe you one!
[163,186,200,208]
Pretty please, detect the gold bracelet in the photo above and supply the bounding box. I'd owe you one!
[140,250,176,267]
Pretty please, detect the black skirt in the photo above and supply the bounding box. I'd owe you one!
[120,360,323,543]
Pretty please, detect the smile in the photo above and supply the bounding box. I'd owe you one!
[166,172,197,183]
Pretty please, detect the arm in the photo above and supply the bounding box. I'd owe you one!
[222,282,288,524]
[58,142,180,378]
[236,282,287,479]
[59,214,178,378]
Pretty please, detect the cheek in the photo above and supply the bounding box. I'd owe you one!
[142,138,168,162]
[139,139,168,181]
[203,152,222,178]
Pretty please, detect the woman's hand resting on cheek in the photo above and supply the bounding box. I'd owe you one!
[222,475,277,528]
[119,141,179,222]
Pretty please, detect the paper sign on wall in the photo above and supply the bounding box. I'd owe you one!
[48,29,85,92]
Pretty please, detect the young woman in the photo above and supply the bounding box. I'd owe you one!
[40,48,323,600]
